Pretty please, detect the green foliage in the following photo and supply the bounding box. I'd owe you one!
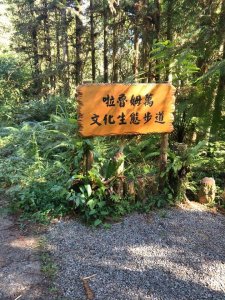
[150,40,200,83]
[39,238,58,283]
[0,107,138,224]
[158,140,225,206]
[162,141,207,201]
[0,111,78,221]
[196,59,225,82]
[0,55,30,99]
[67,174,108,226]
[1,98,225,223]
[13,96,73,123]
[191,141,225,200]
[0,54,31,123]
[125,135,160,178]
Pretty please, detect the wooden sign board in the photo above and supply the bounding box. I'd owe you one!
[77,83,175,137]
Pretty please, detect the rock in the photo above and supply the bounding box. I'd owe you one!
[198,177,216,204]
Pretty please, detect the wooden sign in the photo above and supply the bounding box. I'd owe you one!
[77,83,175,137]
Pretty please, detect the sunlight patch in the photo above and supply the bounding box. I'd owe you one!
[10,237,38,250]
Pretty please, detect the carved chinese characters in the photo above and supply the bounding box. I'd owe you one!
[77,83,175,137]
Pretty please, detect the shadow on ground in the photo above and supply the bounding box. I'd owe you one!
[0,196,53,300]
[47,206,225,300]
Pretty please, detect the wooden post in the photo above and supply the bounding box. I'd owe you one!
[159,133,169,189]
[83,139,94,176]
[113,139,125,197]
[85,149,94,175]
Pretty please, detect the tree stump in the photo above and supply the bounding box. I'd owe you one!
[198,177,216,204]
[145,175,158,194]
[135,175,158,204]
[136,176,147,203]
[113,176,125,198]
[124,179,136,202]
[112,146,125,197]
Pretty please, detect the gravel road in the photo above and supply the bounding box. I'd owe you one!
[47,204,225,300]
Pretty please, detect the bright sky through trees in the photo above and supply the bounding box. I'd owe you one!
[0,3,12,50]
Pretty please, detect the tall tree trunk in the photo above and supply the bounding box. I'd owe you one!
[133,19,139,82]
[61,6,70,96]
[141,31,149,82]
[43,0,54,90]
[112,15,119,82]
[211,48,225,135]
[165,0,173,82]
[31,27,42,94]
[75,0,83,85]
[29,0,42,94]
[158,0,170,186]
[154,0,161,82]
[90,0,96,82]
[166,0,173,42]
[55,8,60,89]
[159,0,170,188]
[211,0,225,135]
[103,1,108,83]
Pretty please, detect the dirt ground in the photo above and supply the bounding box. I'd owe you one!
[1,194,225,300]
[0,196,53,300]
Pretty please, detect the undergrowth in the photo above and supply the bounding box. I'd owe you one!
[0,97,224,225]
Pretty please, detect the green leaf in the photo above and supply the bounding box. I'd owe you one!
[75,197,81,207]
[85,184,92,197]
[145,151,160,159]
[87,199,96,209]
[94,219,102,227]
[97,201,106,208]
[168,193,173,200]
[100,210,109,216]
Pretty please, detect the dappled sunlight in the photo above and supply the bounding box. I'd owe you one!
[0,203,50,299]
[10,236,39,250]
[177,200,215,212]
[0,238,46,299]
[46,207,225,299]
[126,244,225,292]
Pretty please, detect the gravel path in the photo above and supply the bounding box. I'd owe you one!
[47,203,225,300]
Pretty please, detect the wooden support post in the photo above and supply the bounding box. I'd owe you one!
[159,133,169,189]
[85,149,94,175]
[83,139,94,176]
[113,139,125,197]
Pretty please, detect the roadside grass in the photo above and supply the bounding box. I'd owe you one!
[38,237,59,296]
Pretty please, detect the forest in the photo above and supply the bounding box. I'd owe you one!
[0,0,225,225]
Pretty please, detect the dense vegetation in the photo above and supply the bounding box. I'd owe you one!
[0,0,224,224]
